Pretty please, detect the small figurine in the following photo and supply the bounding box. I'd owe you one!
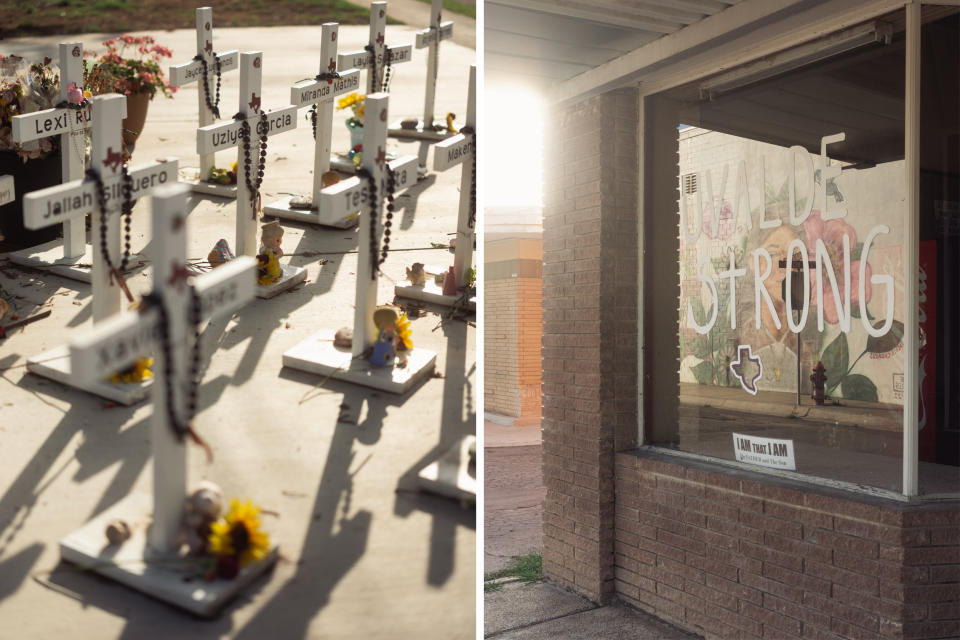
[442,266,457,296]
[405,262,426,287]
[257,220,284,285]
[810,361,827,406]
[208,238,235,268]
[369,306,413,368]
[180,480,224,555]
[445,112,457,133]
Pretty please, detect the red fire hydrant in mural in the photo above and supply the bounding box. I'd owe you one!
[810,361,827,406]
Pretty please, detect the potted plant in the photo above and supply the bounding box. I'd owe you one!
[337,91,365,149]
[84,35,176,151]
[0,54,64,245]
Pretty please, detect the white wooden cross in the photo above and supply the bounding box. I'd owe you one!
[262,22,362,227]
[388,0,456,149]
[198,52,304,297]
[168,7,239,197]
[337,1,413,95]
[283,93,436,394]
[8,42,125,281]
[396,64,475,310]
[23,94,178,323]
[20,94,178,404]
[62,183,269,616]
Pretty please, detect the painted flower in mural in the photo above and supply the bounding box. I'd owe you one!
[803,210,871,325]
[701,198,735,241]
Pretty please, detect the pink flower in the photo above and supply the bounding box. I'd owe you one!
[804,210,872,325]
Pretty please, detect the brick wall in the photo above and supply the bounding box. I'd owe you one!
[485,277,520,416]
[517,277,542,420]
[615,451,960,640]
[541,87,640,602]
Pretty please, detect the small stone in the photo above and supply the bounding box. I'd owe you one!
[333,327,352,349]
[400,118,419,130]
[321,171,340,187]
[288,194,314,210]
[105,519,131,545]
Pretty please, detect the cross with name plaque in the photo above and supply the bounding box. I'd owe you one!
[21,94,179,405]
[388,0,458,154]
[263,22,363,228]
[395,64,475,311]
[168,7,240,198]
[7,42,130,282]
[283,93,437,394]
[331,1,413,175]
[197,51,306,298]
[60,182,274,618]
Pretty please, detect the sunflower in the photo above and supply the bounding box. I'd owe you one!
[395,313,413,350]
[110,357,153,384]
[208,498,271,568]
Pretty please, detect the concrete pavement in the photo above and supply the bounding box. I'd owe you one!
[483,420,702,640]
[0,21,475,639]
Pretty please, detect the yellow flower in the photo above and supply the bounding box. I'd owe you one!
[208,499,271,568]
[110,357,153,384]
[83,89,92,99]
[357,103,364,119]
[337,92,359,110]
[230,160,237,172]
[396,313,413,350]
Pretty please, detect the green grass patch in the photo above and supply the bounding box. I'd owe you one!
[416,0,475,19]
[484,553,542,587]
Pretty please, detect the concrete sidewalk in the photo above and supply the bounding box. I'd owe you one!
[0,21,475,639]
[485,581,702,639]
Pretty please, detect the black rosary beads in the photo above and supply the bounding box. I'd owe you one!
[356,167,379,280]
[87,164,135,275]
[236,111,269,217]
[141,290,212,461]
[460,125,477,230]
[194,53,222,119]
[380,166,396,265]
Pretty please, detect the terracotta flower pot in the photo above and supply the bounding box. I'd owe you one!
[121,92,152,152]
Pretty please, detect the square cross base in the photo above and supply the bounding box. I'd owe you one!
[388,119,460,142]
[179,169,238,199]
[255,263,307,299]
[59,492,278,618]
[263,195,358,229]
[8,241,143,284]
[283,329,437,394]
[27,344,151,405]
[417,435,476,502]
[395,281,475,311]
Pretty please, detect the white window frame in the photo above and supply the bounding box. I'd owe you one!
[632,0,951,498]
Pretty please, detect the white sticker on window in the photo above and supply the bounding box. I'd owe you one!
[732,433,796,470]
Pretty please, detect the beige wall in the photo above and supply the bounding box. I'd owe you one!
[484,236,543,422]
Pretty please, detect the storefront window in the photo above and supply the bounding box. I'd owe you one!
[644,9,958,494]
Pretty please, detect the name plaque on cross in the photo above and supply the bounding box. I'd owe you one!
[320,155,418,220]
[197,106,298,155]
[433,134,475,172]
[415,22,453,48]
[290,70,361,107]
[169,51,239,87]
[23,160,178,228]
[13,103,95,142]
[0,175,13,207]
[337,45,413,71]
